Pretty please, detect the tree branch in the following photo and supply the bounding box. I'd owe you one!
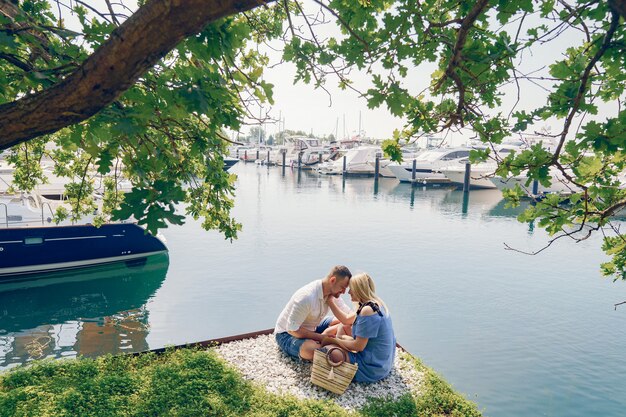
[433,0,490,127]
[551,9,620,162]
[609,0,626,20]
[0,0,273,150]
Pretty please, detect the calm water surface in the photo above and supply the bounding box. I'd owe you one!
[1,162,626,416]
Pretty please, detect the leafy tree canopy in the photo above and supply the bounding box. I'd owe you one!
[281,0,626,280]
[1,0,626,278]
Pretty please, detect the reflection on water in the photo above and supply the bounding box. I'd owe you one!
[487,198,531,218]
[4,163,625,417]
[0,254,168,369]
[272,169,509,216]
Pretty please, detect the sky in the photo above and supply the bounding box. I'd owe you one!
[248,2,623,146]
[238,3,594,145]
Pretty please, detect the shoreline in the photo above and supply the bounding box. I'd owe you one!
[0,331,483,416]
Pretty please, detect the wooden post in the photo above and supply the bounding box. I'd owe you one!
[298,152,302,169]
[412,159,416,182]
[342,155,347,177]
[281,150,286,175]
[256,149,259,160]
[463,162,471,193]
[244,150,247,161]
[267,150,270,166]
[462,191,469,214]
[318,152,323,164]
[374,156,380,178]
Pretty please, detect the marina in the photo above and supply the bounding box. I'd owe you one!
[1,1,624,415]
[1,163,625,416]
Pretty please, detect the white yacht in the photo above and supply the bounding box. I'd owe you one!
[388,147,472,184]
[490,167,581,196]
[317,147,393,177]
[0,162,71,199]
[271,137,325,168]
[440,144,520,189]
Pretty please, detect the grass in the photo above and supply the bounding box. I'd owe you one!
[0,348,482,416]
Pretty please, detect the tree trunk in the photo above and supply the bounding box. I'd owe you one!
[609,0,626,20]
[0,0,272,150]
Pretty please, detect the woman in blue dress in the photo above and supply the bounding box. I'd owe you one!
[323,273,396,383]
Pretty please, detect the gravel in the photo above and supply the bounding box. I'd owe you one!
[214,333,424,410]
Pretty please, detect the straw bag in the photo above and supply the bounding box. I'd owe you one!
[310,347,358,394]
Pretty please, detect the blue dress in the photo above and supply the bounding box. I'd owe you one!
[348,306,396,382]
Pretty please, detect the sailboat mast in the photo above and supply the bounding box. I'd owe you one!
[258,106,262,145]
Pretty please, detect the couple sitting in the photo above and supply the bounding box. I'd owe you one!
[275,265,396,383]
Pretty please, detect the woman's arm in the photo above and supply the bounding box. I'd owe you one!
[322,335,368,352]
[327,297,356,325]
[288,326,324,342]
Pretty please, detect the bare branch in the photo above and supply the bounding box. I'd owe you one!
[104,0,122,26]
[311,0,371,56]
[551,10,620,162]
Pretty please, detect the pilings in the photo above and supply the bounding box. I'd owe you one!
[281,150,286,176]
[463,162,471,193]
[374,156,380,178]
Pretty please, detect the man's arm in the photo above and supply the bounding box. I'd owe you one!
[285,297,319,340]
[327,297,356,325]
[288,327,324,342]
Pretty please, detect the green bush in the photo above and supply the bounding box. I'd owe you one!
[0,348,481,417]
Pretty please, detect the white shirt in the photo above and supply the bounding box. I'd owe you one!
[275,279,350,334]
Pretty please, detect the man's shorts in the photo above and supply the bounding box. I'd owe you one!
[275,317,333,359]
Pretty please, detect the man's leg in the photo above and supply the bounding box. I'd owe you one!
[299,339,321,361]
[275,332,306,360]
[316,316,336,335]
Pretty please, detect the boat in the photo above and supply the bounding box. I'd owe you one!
[490,168,581,196]
[387,147,472,184]
[439,144,521,189]
[232,145,272,162]
[0,194,168,280]
[317,146,393,177]
[0,162,70,197]
[0,223,168,280]
[271,137,325,168]
[223,157,239,171]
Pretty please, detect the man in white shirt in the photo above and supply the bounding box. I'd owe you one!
[275,265,352,361]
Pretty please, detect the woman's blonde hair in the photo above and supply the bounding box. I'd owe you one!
[349,273,388,314]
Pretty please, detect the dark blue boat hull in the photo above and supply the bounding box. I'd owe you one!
[224,157,239,170]
[0,223,168,279]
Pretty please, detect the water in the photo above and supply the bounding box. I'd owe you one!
[1,163,625,416]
